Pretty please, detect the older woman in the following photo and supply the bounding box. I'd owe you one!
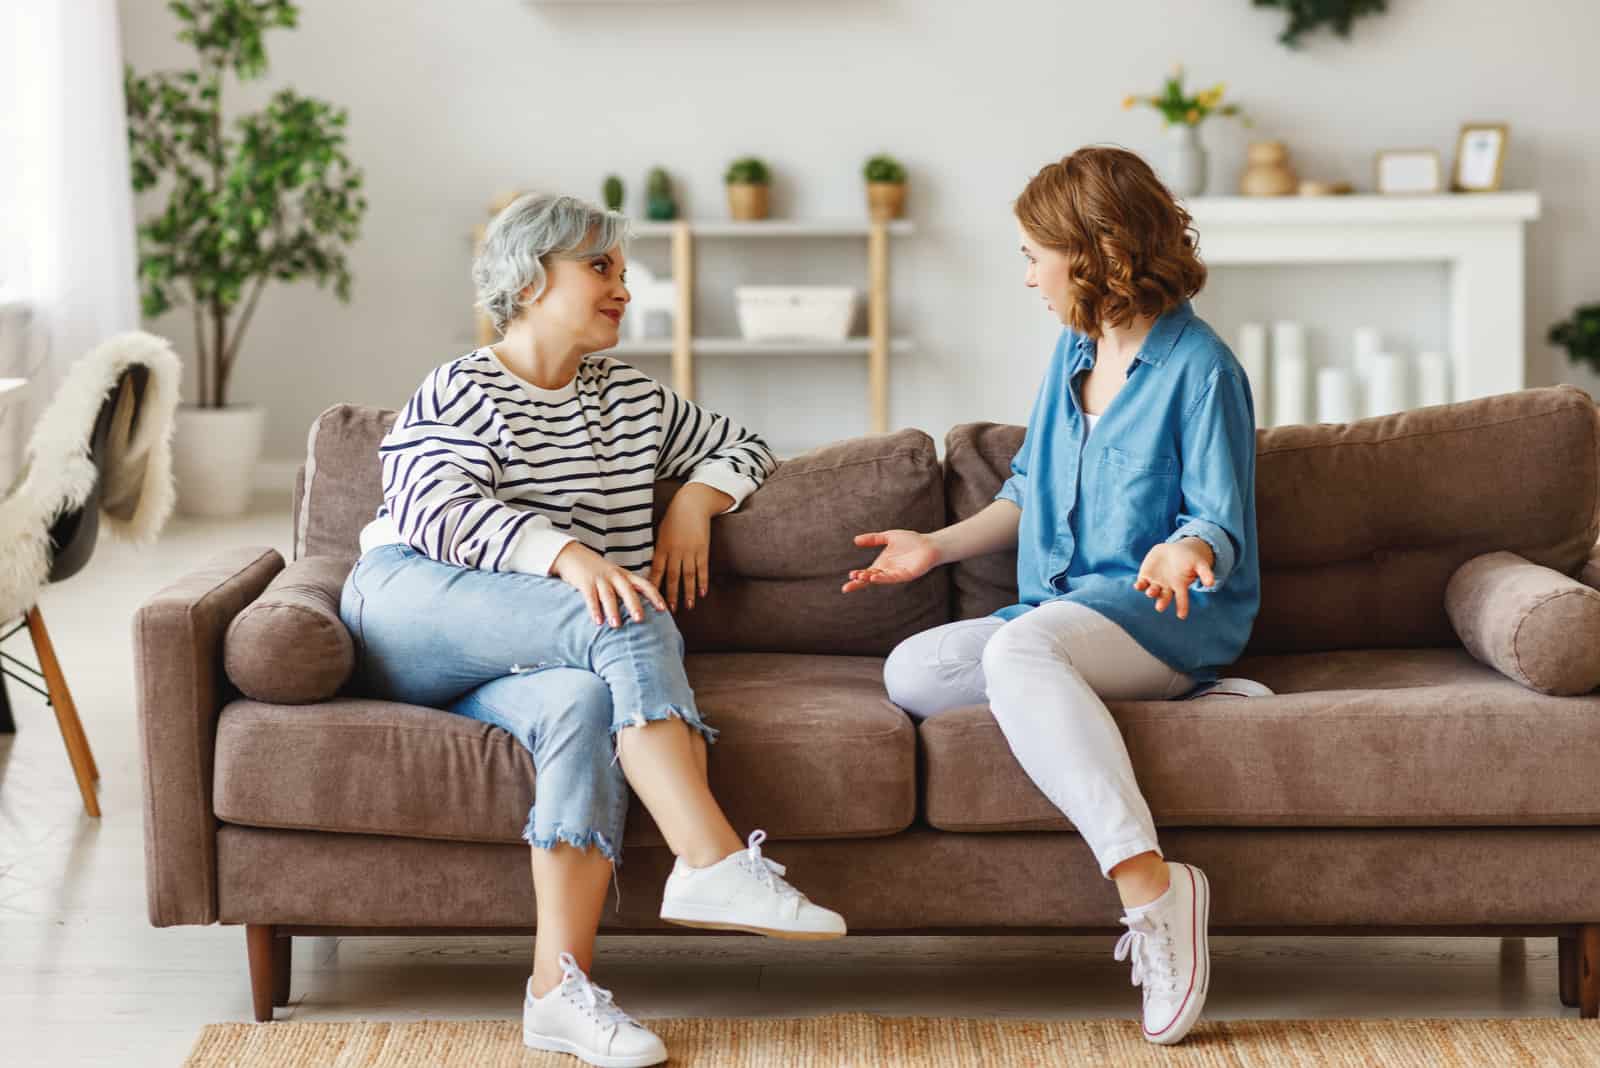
[340,193,845,1068]
[845,147,1267,1046]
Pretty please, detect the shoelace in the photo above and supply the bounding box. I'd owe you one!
[739,830,804,903]
[556,952,640,1031]
[1113,913,1181,998]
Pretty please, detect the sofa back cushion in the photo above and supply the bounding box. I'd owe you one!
[296,404,948,655]
[945,385,1600,654]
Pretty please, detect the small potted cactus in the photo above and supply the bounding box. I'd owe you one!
[724,156,771,221]
[646,166,678,221]
[863,154,907,220]
[601,174,625,213]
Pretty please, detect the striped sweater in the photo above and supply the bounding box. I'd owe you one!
[360,346,778,575]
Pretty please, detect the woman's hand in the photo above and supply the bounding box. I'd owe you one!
[552,542,668,628]
[1134,537,1216,621]
[650,483,732,611]
[843,530,943,592]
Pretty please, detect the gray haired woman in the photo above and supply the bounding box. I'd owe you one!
[340,192,845,1068]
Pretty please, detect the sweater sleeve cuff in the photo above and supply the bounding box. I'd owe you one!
[687,463,761,515]
[1165,519,1236,591]
[504,523,579,576]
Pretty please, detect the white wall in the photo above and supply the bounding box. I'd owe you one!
[118,0,1600,464]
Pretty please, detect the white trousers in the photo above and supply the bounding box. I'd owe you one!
[883,600,1195,879]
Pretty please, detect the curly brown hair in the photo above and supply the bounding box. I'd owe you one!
[1014,146,1206,340]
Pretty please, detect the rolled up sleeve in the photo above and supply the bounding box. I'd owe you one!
[1164,368,1255,592]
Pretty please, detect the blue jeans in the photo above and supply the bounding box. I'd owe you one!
[338,544,717,863]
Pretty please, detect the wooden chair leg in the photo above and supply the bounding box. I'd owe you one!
[246,925,278,1022]
[1582,925,1600,1019]
[1561,936,1580,1008]
[24,607,99,817]
[273,935,292,1007]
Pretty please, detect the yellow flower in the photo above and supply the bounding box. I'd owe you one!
[1198,88,1222,108]
[1186,108,1200,124]
[1122,94,1138,110]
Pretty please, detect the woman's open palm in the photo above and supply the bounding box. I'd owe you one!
[843,530,940,593]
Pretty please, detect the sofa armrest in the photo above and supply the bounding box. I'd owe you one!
[134,546,285,926]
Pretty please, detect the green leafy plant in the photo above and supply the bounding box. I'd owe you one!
[601,174,625,212]
[724,157,771,186]
[863,154,906,184]
[1550,304,1600,376]
[645,167,677,221]
[125,0,367,409]
[1124,66,1250,128]
[1253,0,1387,48]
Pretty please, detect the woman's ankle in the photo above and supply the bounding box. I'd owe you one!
[1111,852,1171,910]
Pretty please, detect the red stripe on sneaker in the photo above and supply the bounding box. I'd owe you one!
[1145,864,1199,1038]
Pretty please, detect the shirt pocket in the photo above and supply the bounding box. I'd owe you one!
[1096,446,1180,550]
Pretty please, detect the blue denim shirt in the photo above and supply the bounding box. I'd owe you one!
[992,300,1260,686]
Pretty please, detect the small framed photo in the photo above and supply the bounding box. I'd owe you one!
[1375,149,1442,195]
[1453,122,1508,192]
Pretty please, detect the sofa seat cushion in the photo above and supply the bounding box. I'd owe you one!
[920,646,1600,832]
[213,653,914,846]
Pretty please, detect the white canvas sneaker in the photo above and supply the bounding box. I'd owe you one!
[522,952,667,1067]
[1114,861,1211,1045]
[659,829,847,940]
[1187,677,1274,699]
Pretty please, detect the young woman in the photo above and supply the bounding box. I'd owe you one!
[340,193,845,1068]
[843,146,1265,1045]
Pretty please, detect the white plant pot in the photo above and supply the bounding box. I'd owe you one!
[1165,123,1208,198]
[173,404,266,518]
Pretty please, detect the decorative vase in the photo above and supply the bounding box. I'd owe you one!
[1240,140,1299,196]
[727,183,769,221]
[172,403,265,517]
[865,181,906,221]
[1164,123,1208,198]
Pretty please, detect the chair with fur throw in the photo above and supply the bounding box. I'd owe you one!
[0,332,182,817]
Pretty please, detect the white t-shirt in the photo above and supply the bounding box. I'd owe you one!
[1084,410,1101,435]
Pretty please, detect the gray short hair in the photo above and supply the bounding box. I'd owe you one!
[472,193,630,334]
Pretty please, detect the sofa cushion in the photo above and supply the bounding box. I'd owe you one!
[1447,550,1600,695]
[213,653,915,846]
[920,646,1600,832]
[297,402,949,656]
[943,386,1600,653]
[223,555,358,704]
[657,431,950,655]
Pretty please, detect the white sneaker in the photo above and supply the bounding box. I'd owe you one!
[1187,677,1274,699]
[522,952,667,1067]
[659,829,847,940]
[1114,861,1211,1045]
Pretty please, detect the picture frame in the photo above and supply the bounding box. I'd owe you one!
[1452,122,1509,192]
[1374,149,1442,195]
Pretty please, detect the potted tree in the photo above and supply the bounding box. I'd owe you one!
[125,0,366,517]
[724,157,771,221]
[646,167,678,221]
[863,154,907,220]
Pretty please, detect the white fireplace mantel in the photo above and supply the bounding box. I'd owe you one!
[1185,192,1541,402]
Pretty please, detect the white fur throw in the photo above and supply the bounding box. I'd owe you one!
[0,331,182,621]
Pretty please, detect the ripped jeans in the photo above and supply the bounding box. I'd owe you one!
[338,543,716,864]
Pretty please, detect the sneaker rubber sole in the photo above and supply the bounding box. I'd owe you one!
[523,1027,667,1068]
[1143,863,1211,1045]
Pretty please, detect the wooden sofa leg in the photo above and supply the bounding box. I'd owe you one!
[1561,936,1579,1008]
[1582,925,1600,1019]
[246,925,278,1022]
[273,935,292,1007]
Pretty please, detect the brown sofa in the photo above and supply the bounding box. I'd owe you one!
[135,384,1600,1023]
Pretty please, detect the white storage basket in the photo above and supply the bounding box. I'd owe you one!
[734,286,856,342]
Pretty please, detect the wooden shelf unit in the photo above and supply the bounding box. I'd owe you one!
[474,217,914,434]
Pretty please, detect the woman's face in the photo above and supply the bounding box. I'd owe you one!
[1018,222,1072,325]
[520,243,630,351]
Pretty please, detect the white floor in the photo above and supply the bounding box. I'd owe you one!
[0,490,1574,1066]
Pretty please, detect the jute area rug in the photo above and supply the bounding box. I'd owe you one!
[185,1013,1600,1066]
